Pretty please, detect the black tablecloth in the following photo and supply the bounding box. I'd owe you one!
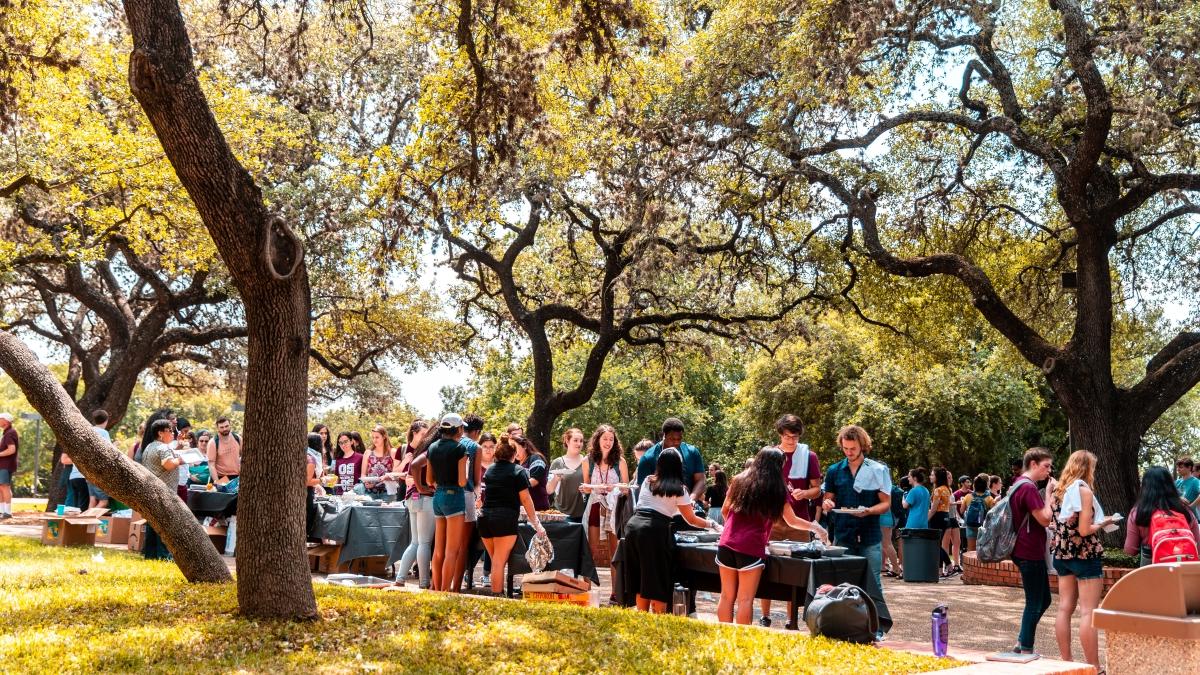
[505,521,599,596]
[613,540,892,632]
[313,504,412,565]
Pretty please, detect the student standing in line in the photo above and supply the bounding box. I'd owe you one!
[1125,466,1200,567]
[1176,458,1200,520]
[718,447,827,625]
[1049,450,1118,671]
[1007,447,1056,656]
[962,473,994,552]
[332,432,364,495]
[820,425,893,637]
[580,424,628,596]
[903,467,930,528]
[547,428,587,521]
[426,414,469,592]
[396,421,435,588]
[477,433,545,595]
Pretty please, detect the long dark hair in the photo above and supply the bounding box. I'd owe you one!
[933,467,950,489]
[137,408,174,460]
[306,433,324,454]
[1134,466,1195,528]
[727,448,788,521]
[519,437,545,466]
[588,424,624,468]
[312,424,334,465]
[348,431,366,455]
[649,448,686,498]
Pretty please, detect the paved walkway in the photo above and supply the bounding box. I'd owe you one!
[4,512,1102,669]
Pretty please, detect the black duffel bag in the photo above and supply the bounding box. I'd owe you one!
[803,583,879,644]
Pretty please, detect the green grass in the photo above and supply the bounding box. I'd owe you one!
[0,536,961,674]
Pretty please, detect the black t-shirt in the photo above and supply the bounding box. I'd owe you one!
[483,460,531,511]
[427,438,466,487]
[706,484,727,510]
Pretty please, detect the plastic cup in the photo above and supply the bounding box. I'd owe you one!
[56,504,66,516]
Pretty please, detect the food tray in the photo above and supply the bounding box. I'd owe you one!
[822,545,848,557]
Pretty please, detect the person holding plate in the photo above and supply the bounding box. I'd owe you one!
[580,424,629,594]
[820,425,892,638]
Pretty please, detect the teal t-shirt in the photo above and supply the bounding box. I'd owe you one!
[1177,476,1200,504]
[904,485,931,529]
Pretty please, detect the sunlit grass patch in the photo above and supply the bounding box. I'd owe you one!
[0,536,961,673]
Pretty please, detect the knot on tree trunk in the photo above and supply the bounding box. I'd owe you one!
[262,215,303,281]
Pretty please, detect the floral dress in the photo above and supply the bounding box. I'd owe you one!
[1050,502,1104,561]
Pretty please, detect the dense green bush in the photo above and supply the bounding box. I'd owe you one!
[0,536,957,674]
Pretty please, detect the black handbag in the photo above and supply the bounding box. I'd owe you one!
[804,583,879,644]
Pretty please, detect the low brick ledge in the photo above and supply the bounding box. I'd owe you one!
[961,551,1132,595]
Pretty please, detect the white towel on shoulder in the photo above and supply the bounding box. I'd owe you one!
[1058,479,1106,523]
[853,458,892,493]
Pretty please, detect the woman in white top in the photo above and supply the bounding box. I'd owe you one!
[580,424,630,592]
[624,448,712,612]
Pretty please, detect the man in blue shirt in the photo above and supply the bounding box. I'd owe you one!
[821,424,892,636]
[1177,458,1200,519]
[636,418,707,504]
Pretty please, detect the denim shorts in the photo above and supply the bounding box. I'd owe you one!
[879,510,894,528]
[1053,556,1103,580]
[0,468,11,485]
[432,487,465,518]
[87,482,109,500]
[965,526,979,540]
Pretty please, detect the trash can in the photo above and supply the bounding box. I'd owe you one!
[899,528,941,582]
[1093,562,1200,674]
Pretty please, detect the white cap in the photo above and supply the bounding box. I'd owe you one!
[439,413,464,429]
[0,413,12,423]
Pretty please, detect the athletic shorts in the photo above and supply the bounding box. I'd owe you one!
[477,507,519,538]
[715,545,766,571]
[1053,556,1103,580]
[463,491,478,523]
[0,468,11,485]
[432,486,465,518]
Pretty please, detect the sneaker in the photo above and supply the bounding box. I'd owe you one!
[479,574,490,586]
[758,616,772,628]
[0,513,11,520]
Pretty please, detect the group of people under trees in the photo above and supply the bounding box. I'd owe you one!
[33,401,1200,670]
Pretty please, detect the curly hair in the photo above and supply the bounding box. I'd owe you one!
[587,424,624,468]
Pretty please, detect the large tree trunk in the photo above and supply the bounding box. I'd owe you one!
[122,0,317,619]
[0,331,231,583]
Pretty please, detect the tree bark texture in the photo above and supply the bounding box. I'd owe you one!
[121,0,317,619]
[0,331,231,583]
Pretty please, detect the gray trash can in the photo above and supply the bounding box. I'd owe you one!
[899,528,941,582]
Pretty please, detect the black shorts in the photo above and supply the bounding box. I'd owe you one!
[623,509,676,603]
[477,508,519,538]
[715,545,766,571]
[930,511,953,530]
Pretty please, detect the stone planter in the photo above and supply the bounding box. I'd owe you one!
[961,552,1133,596]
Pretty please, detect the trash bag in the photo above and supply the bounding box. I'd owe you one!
[525,530,555,572]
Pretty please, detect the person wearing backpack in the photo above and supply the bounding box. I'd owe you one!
[1124,466,1200,567]
[1006,447,1056,656]
[962,473,994,552]
[1048,450,1118,671]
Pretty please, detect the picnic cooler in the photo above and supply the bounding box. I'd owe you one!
[899,528,941,582]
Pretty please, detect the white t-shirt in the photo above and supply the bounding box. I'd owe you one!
[635,476,692,517]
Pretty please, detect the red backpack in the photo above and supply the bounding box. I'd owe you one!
[1150,509,1199,564]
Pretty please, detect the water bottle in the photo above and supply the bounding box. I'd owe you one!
[931,604,949,657]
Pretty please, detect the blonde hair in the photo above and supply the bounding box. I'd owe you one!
[1054,450,1097,501]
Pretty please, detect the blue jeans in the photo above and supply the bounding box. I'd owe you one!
[843,540,890,635]
[1014,557,1051,651]
[399,496,435,588]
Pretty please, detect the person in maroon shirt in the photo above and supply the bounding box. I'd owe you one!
[0,413,17,520]
[1008,447,1056,655]
[759,414,822,629]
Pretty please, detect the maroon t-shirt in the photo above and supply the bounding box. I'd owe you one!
[781,448,822,521]
[1009,479,1046,561]
[0,427,18,472]
[333,452,364,495]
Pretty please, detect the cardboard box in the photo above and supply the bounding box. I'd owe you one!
[40,511,103,548]
[204,525,227,555]
[349,555,390,578]
[96,515,132,545]
[128,519,147,552]
[308,544,349,574]
[521,570,591,591]
[523,591,590,606]
[521,581,588,595]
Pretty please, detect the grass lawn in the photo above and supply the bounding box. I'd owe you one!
[0,536,961,673]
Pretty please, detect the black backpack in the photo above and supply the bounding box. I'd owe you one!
[889,485,906,523]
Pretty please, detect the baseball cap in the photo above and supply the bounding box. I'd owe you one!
[0,413,12,422]
[957,475,970,484]
[439,413,464,429]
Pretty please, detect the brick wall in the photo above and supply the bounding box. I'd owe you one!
[961,552,1131,596]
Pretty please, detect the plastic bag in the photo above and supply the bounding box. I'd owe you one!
[524,530,555,572]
